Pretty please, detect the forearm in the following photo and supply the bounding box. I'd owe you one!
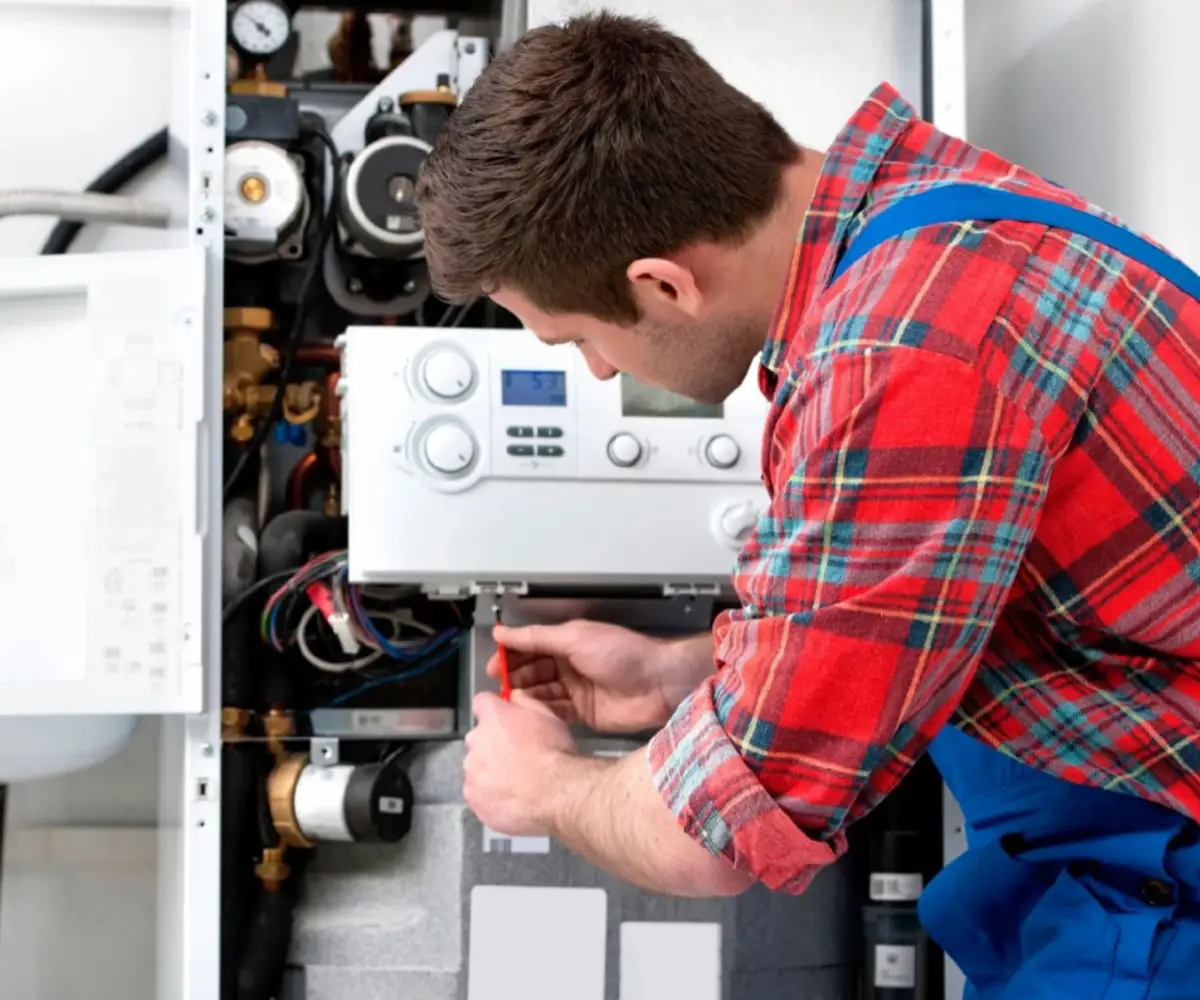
[656,632,715,714]
[541,749,753,897]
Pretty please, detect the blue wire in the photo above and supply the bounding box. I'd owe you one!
[325,639,463,706]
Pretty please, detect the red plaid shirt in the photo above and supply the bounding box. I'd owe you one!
[648,83,1200,892]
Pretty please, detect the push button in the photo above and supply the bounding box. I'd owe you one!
[1139,878,1175,907]
[536,445,564,458]
[507,444,534,456]
[507,426,534,438]
[536,426,563,438]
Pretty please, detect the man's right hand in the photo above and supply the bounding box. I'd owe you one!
[485,620,713,733]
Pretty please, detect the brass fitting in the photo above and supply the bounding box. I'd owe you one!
[224,308,279,417]
[266,753,316,849]
[255,846,291,890]
[230,79,289,99]
[222,707,251,741]
[282,382,323,424]
[263,706,295,762]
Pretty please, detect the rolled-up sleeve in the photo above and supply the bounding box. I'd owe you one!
[647,345,1054,892]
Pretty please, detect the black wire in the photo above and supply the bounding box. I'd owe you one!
[222,124,343,502]
[41,127,169,255]
[222,566,303,624]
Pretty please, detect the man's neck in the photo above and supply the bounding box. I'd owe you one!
[752,150,824,316]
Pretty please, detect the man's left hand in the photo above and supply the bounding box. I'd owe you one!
[464,690,577,836]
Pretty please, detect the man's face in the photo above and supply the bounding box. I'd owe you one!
[490,289,761,404]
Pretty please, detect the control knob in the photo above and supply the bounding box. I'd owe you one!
[711,500,761,549]
[419,347,475,401]
[606,432,643,468]
[704,433,741,470]
[421,422,476,476]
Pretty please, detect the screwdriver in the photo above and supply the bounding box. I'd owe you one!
[493,605,512,701]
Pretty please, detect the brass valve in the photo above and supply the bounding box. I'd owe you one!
[255,846,290,891]
[224,307,278,415]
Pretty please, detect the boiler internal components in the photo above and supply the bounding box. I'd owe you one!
[225,140,309,264]
[267,749,414,847]
[339,134,430,258]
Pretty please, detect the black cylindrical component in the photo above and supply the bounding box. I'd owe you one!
[364,105,414,145]
[408,100,453,148]
[344,756,414,843]
[291,757,414,845]
[339,135,430,257]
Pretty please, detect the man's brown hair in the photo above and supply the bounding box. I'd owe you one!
[416,11,798,324]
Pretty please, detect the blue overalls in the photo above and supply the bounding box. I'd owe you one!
[831,186,1200,1000]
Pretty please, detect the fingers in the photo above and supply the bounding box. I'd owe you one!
[511,689,560,719]
[485,653,559,688]
[493,622,572,656]
[473,691,503,720]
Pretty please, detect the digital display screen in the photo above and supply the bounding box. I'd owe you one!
[619,374,723,418]
[501,369,567,407]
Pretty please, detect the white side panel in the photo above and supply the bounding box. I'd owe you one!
[0,249,206,716]
[526,0,925,149]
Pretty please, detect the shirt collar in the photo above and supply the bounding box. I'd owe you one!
[760,82,919,375]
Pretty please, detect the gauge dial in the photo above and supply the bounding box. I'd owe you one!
[230,0,292,60]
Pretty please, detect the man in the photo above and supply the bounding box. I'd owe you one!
[416,13,1200,998]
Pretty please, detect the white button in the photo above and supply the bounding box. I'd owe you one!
[606,432,643,468]
[420,348,474,400]
[704,434,741,469]
[422,423,476,476]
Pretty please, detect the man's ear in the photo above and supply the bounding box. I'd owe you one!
[626,257,703,319]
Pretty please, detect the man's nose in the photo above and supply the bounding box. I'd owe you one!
[581,347,618,381]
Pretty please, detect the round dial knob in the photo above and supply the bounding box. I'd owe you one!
[422,423,476,476]
[606,432,643,468]
[712,500,760,549]
[704,434,741,470]
[420,348,474,401]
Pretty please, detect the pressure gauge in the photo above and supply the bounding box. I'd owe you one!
[230,0,292,61]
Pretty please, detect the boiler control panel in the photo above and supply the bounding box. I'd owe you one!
[339,326,770,589]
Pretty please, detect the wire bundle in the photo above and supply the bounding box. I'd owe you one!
[258,550,463,694]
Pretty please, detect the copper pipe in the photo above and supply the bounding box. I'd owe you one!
[288,453,320,510]
[295,344,339,367]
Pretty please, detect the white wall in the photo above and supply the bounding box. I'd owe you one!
[0,7,177,998]
[966,0,1200,269]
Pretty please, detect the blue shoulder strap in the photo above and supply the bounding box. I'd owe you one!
[830,182,1200,302]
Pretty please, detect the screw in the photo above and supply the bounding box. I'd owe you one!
[202,110,218,126]
[201,206,216,222]
[348,277,363,293]
[378,96,394,113]
[464,42,477,54]
[402,278,416,294]
[201,743,214,757]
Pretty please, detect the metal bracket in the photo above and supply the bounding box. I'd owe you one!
[310,737,340,767]
[662,582,722,597]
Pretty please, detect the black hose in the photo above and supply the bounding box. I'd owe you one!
[236,889,298,1000]
[40,127,169,255]
[259,510,345,577]
[221,747,258,1000]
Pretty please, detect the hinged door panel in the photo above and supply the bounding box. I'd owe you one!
[0,248,207,715]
